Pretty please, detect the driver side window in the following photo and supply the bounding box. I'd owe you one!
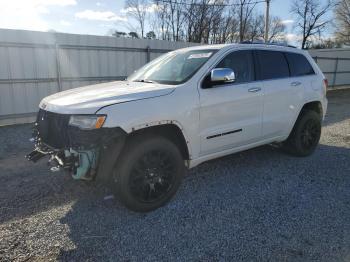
[216,50,255,84]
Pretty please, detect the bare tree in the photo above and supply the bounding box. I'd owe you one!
[226,7,240,43]
[237,0,257,42]
[168,0,187,41]
[183,0,211,43]
[145,0,285,44]
[246,13,263,41]
[335,0,350,45]
[245,14,286,42]
[184,0,213,43]
[210,7,239,43]
[213,9,239,43]
[153,0,186,41]
[125,0,150,38]
[183,0,229,43]
[267,17,286,42]
[150,0,261,43]
[153,1,171,40]
[291,0,334,49]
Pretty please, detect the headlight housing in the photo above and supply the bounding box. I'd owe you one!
[69,115,106,130]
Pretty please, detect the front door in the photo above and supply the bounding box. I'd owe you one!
[198,50,264,156]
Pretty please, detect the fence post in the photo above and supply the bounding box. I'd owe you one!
[146,46,150,62]
[54,43,62,92]
[332,57,339,88]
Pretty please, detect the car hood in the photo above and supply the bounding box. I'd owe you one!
[39,81,175,114]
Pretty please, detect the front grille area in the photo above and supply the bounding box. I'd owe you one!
[36,109,70,149]
[35,109,126,150]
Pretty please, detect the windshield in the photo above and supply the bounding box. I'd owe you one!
[127,49,217,85]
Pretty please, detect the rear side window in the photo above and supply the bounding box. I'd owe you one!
[285,52,315,76]
[256,50,289,80]
[216,50,255,84]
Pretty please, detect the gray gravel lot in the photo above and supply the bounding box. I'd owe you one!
[1,89,350,262]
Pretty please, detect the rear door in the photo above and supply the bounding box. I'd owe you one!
[256,50,304,139]
[285,50,318,113]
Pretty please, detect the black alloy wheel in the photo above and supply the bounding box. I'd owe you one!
[282,110,322,157]
[128,149,176,203]
[300,119,320,151]
[113,135,185,212]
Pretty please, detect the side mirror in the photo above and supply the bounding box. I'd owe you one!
[211,68,235,83]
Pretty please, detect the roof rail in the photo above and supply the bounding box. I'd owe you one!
[240,41,297,49]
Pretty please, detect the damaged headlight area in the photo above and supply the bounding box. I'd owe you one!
[69,115,106,130]
[26,109,126,181]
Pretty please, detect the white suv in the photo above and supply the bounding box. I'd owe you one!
[27,43,328,212]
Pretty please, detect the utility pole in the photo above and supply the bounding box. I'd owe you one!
[239,1,244,42]
[264,0,270,43]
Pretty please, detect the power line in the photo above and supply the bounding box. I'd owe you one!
[154,0,266,8]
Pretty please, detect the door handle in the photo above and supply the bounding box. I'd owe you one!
[291,81,301,86]
[248,87,261,93]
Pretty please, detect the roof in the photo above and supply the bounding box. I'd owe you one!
[176,42,302,53]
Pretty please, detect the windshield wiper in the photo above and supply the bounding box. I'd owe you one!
[133,79,155,83]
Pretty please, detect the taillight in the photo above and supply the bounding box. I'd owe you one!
[323,78,328,95]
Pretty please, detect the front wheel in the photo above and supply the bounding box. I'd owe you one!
[282,110,322,157]
[112,135,185,212]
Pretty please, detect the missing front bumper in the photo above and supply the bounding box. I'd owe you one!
[27,144,102,181]
[27,110,127,181]
[44,148,99,180]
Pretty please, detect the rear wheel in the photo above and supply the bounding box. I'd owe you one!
[282,110,322,157]
[112,135,185,212]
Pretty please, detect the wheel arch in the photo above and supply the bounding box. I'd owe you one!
[300,100,323,117]
[126,122,191,161]
[285,100,323,140]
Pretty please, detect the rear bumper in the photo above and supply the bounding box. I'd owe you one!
[322,97,328,120]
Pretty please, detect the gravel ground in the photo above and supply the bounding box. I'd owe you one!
[0,89,350,262]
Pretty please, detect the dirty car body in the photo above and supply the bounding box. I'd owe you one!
[28,109,126,181]
[27,43,328,212]
[26,48,203,183]
[27,80,176,181]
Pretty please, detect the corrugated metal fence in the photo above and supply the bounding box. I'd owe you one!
[0,28,349,126]
[0,29,197,125]
[313,56,349,87]
[309,49,350,88]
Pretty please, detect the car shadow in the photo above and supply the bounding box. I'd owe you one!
[57,144,350,261]
[0,124,101,224]
[0,155,97,224]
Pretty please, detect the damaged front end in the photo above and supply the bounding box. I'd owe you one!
[26,109,126,182]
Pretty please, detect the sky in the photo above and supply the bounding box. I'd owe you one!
[0,0,333,43]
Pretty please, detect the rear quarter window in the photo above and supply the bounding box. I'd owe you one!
[285,52,315,77]
[256,50,289,80]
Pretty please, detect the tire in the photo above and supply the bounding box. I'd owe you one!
[112,135,185,212]
[282,110,322,157]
